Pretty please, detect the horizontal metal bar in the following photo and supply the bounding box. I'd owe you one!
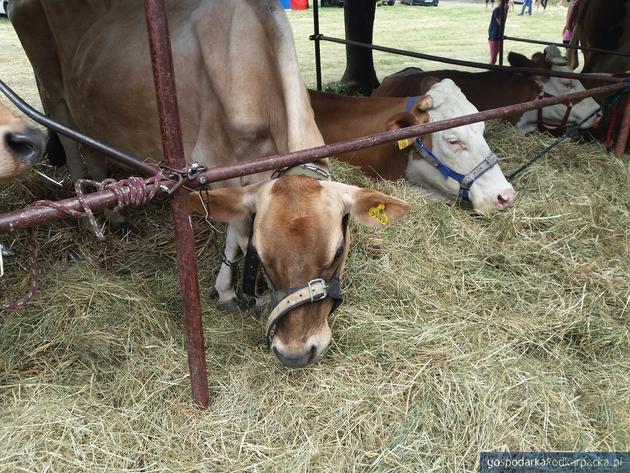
[503,35,630,59]
[0,81,625,233]
[0,80,160,177]
[312,35,623,84]
[195,81,627,182]
[0,182,168,232]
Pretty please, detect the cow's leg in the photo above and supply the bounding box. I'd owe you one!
[215,219,251,312]
[42,101,84,181]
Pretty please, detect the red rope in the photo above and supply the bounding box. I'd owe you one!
[32,174,164,241]
[1,174,166,311]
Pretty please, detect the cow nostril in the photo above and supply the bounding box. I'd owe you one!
[272,345,317,368]
[496,190,516,209]
[4,128,46,164]
[308,344,316,362]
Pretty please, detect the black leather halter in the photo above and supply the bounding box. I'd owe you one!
[241,164,346,344]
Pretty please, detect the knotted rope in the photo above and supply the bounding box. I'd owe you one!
[33,174,165,240]
[1,174,168,311]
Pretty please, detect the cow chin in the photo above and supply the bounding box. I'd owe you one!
[468,167,516,213]
[270,302,333,369]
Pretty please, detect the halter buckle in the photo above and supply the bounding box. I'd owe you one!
[307,278,327,302]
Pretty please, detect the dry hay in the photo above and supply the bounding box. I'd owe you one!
[0,124,629,472]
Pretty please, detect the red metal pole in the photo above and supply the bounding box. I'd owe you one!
[144,0,209,408]
[614,97,630,160]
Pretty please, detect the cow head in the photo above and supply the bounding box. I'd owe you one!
[388,79,516,212]
[508,45,602,133]
[190,176,408,368]
[0,102,45,184]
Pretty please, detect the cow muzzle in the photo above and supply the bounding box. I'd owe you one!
[3,126,46,165]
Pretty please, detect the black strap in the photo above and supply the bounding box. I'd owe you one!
[242,214,260,298]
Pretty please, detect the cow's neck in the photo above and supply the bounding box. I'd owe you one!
[275,160,331,181]
[311,91,408,144]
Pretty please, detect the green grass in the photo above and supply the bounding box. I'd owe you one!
[1,4,629,472]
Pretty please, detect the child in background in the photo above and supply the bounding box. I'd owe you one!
[488,3,504,64]
[562,0,579,44]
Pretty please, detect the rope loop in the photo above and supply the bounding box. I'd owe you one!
[31,174,165,241]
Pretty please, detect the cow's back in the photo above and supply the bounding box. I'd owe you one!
[374,69,539,124]
[10,0,324,182]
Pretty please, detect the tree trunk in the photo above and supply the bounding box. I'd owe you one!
[340,0,380,95]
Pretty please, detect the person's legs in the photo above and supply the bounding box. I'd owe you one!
[489,40,499,64]
[527,0,532,15]
[519,1,526,14]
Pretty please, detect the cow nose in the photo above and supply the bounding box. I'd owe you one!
[496,188,516,210]
[272,344,317,368]
[4,127,46,164]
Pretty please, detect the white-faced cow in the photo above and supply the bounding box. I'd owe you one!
[9,0,409,368]
[373,46,602,135]
[0,101,45,184]
[310,79,516,212]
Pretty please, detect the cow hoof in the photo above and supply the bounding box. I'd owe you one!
[104,208,127,228]
[217,298,242,314]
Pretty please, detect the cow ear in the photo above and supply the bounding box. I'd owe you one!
[507,51,535,68]
[350,188,409,227]
[386,111,425,132]
[320,182,409,227]
[188,187,253,222]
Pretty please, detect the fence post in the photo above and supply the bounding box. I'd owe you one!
[143,0,209,408]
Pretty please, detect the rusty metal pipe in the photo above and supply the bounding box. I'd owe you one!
[503,35,630,59]
[196,81,627,183]
[144,0,209,408]
[311,35,623,84]
[0,81,625,232]
[614,97,630,160]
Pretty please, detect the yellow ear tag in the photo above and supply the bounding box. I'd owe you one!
[368,203,389,225]
[397,138,412,150]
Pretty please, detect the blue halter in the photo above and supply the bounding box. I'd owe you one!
[404,96,499,201]
[413,138,499,201]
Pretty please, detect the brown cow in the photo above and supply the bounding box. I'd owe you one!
[309,79,516,211]
[373,46,602,134]
[10,0,409,368]
[0,101,45,184]
[569,0,630,73]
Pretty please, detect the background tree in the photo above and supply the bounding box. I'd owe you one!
[340,0,380,95]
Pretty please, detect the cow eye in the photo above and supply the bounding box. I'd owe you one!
[447,138,460,146]
[334,244,345,260]
[561,80,573,89]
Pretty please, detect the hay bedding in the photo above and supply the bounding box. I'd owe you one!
[0,121,628,471]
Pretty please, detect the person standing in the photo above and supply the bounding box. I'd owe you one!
[519,0,533,15]
[488,3,504,64]
[562,0,579,44]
